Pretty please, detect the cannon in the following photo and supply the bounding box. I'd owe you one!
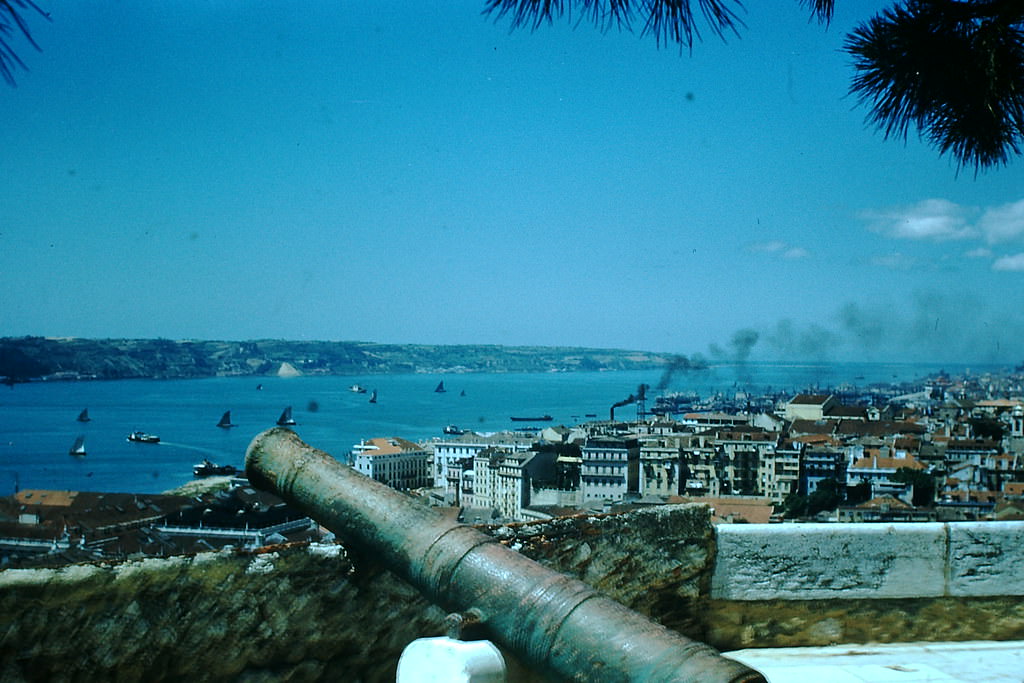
[245,427,765,683]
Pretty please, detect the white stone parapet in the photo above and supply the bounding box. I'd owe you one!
[711,521,1024,601]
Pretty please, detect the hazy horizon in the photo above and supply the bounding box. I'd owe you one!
[3,334,1020,368]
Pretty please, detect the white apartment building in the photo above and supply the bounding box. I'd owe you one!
[639,436,682,497]
[759,443,801,504]
[351,437,431,491]
[430,432,535,492]
[581,436,638,502]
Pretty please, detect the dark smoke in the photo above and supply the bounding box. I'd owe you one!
[612,383,649,410]
[610,384,649,419]
[656,354,709,390]
[764,319,840,360]
[732,291,1021,365]
[708,328,761,385]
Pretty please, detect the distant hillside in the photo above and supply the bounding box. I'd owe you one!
[0,337,670,382]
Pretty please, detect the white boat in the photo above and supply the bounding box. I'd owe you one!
[127,431,160,444]
[349,384,368,394]
[69,436,86,457]
[277,406,296,426]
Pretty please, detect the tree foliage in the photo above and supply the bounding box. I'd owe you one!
[891,466,937,507]
[484,0,1024,172]
[968,416,1005,440]
[846,1,1024,172]
[781,476,845,518]
[0,0,47,86]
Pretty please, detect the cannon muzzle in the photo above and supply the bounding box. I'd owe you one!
[246,427,765,683]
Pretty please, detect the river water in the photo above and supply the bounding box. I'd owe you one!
[0,361,999,495]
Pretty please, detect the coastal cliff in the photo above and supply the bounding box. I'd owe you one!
[0,337,669,382]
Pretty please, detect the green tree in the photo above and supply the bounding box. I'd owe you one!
[781,477,846,518]
[847,480,873,505]
[805,477,844,515]
[485,0,1024,172]
[891,466,937,507]
[968,417,1005,440]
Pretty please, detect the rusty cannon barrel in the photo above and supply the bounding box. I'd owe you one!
[245,427,765,683]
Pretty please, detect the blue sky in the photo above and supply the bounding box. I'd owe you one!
[2,1,1023,363]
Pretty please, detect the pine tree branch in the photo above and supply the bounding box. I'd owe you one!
[0,0,48,86]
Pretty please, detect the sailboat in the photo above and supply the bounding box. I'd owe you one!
[277,406,296,426]
[76,409,90,423]
[217,411,236,429]
[435,381,446,393]
[369,389,377,404]
[69,436,86,457]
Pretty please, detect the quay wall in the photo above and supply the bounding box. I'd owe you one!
[1,508,1022,682]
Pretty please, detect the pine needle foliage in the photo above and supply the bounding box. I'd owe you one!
[0,0,48,86]
[846,0,1024,173]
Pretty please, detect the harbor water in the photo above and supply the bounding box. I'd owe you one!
[0,362,999,495]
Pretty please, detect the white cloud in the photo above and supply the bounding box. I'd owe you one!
[964,247,993,259]
[992,253,1024,272]
[746,241,810,259]
[978,199,1024,244]
[746,241,786,253]
[863,198,977,241]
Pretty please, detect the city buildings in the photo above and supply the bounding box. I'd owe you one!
[357,368,1024,524]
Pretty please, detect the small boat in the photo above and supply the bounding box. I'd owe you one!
[369,389,377,404]
[77,409,91,423]
[127,431,160,444]
[350,384,367,394]
[435,381,446,393]
[193,459,238,477]
[69,435,86,457]
[217,411,236,429]
[277,406,296,426]
[443,424,465,436]
[256,383,263,391]
[510,415,553,422]
[460,390,466,397]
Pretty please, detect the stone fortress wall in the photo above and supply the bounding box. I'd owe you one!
[1,506,1021,682]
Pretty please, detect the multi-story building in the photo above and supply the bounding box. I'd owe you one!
[783,394,839,422]
[580,436,638,502]
[351,437,431,491]
[469,447,561,520]
[469,447,509,511]
[713,427,776,497]
[679,434,718,496]
[639,436,682,497]
[800,446,847,495]
[430,431,535,496]
[760,440,801,504]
